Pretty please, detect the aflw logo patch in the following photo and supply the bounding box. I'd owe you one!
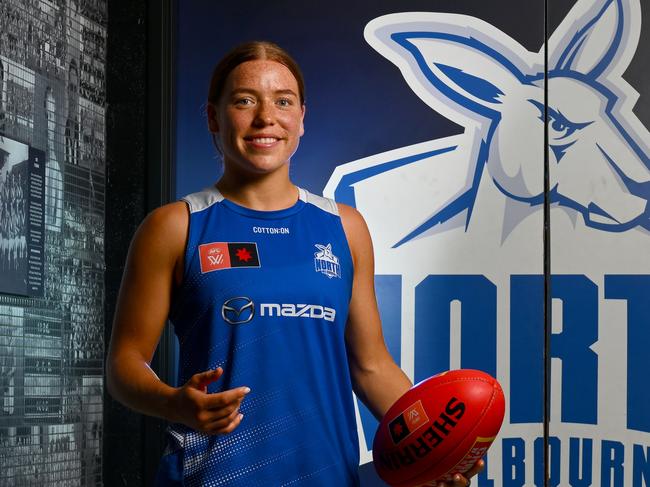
[389,400,429,444]
[199,242,260,273]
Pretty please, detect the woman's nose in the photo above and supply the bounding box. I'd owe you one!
[253,102,274,126]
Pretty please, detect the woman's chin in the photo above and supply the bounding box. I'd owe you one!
[225,158,290,179]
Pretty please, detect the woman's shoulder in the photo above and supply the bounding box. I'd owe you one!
[336,202,366,228]
[132,201,189,255]
[127,201,189,284]
[336,203,373,265]
[144,201,189,231]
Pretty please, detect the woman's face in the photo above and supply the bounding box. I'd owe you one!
[208,59,305,177]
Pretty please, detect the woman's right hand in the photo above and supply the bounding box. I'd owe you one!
[170,367,250,435]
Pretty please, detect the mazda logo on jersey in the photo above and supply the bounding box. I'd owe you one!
[221,297,337,324]
[221,297,255,325]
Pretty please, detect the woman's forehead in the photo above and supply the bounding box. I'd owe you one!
[225,59,300,93]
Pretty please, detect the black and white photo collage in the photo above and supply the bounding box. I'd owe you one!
[0,1,106,485]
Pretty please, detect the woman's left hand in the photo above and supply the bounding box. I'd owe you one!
[433,459,484,487]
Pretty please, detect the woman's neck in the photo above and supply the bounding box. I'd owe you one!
[216,167,299,211]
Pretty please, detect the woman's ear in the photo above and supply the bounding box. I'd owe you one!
[299,104,306,137]
[206,103,219,133]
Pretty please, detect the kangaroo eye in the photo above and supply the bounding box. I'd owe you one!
[548,110,593,140]
[527,100,592,141]
[550,116,574,139]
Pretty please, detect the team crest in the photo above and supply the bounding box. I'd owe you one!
[314,243,341,279]
[323,0,650,481]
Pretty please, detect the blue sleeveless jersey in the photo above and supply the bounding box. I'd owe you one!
[159,186,361,486]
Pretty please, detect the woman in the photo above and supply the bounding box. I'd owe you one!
[107,41,481,486]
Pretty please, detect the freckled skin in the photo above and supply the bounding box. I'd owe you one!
[207,60,305,180]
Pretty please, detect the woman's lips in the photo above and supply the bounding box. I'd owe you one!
[244,135,281,148]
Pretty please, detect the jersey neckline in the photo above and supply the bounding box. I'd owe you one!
[216,186,307,220]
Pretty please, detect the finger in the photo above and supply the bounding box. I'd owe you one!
[435,475,466,487]
[204,386,251,409]
[464,459,485,478]
[206,405,243,431]
[189,367,223,391]
[210,412,244,435]
[451,474,469,486]
[465,460,485,478]
[206,399,243,422]
[198,367,224,391]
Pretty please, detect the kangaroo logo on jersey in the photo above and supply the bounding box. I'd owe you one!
[199,242,260,273]
[314,243,341,278]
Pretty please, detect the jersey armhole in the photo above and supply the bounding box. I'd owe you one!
[334,206,356,295]
[176,199,193,290]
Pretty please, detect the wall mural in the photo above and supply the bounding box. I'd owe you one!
[0,1,106,485]
[175,0,649,484]
[326,0,650,485]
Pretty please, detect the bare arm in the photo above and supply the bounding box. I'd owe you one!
[106,202,248,434]
[339,204,411,419]
[339,204,482,486]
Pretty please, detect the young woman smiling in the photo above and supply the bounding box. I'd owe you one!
[107,41,481,487]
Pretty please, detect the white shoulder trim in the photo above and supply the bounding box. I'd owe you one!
[182,186,224,213]
[298,187,340,216]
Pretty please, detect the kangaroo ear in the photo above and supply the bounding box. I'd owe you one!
[365,13,533,123]
[550,0,640,78]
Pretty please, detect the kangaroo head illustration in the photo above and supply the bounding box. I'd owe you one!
[362,0,650,247]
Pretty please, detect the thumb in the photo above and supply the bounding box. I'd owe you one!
[189,367,223,391]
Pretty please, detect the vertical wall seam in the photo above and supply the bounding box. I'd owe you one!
[543,0,552,486]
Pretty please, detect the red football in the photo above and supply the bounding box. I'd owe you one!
[373,369,505,487]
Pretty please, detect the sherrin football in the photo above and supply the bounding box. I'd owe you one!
[373,369,505,487]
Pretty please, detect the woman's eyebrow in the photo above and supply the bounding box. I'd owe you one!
[274,89,298,97]
[228,88,256,96]
[229,88,298,97]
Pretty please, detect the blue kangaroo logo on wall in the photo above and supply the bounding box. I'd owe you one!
[326,0,650,246]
